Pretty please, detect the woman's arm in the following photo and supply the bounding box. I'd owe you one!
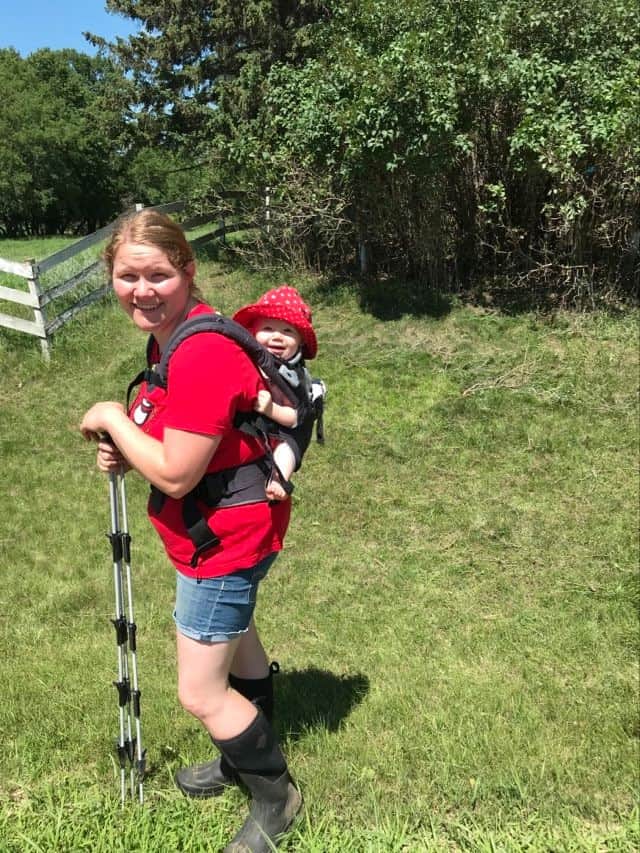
[81,401,221,498]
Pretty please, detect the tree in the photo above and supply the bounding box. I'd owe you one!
[91,1,328,147]
[96,0,640,301]
[0,48,129,235]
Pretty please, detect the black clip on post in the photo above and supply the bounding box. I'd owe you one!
[104,433,145,804]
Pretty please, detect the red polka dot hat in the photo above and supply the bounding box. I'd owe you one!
[233,285,318,359]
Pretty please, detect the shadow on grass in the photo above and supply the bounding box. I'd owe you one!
[315,273,453,320]
[152,668,368,778]
[276,667,369,739]
[461,282,640,315]
[359,276,453,320]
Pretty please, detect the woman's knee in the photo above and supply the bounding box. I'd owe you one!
[177,678,226,722]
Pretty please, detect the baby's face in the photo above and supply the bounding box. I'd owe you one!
[253,317,302,361]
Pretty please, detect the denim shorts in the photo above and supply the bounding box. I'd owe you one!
[173,553,277,643]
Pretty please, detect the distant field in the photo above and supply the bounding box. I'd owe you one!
[0,235,77,262]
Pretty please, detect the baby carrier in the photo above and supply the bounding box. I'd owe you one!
[126,313,326,568]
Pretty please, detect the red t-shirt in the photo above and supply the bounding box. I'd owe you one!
[128,304,291,577]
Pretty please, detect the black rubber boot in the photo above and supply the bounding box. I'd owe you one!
[215,709,302,853]
[174,662,279,798]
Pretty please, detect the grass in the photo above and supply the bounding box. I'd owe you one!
[0,238,638,851]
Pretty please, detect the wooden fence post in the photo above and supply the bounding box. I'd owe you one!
[359,241,370,275]
[26,260,50,361]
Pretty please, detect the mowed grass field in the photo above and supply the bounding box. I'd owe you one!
[0,236,638,851]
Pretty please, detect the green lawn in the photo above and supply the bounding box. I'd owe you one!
[0,235,77,262]
[0,242,637,851]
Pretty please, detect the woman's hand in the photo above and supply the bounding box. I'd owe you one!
[80,401,125,442]
[80,402,131,473]
[96,437,130,474]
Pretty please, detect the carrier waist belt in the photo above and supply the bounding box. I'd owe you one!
[150,458,271,568]
[192,459,272,508]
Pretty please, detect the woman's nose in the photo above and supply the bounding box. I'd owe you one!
[134,276,153,295]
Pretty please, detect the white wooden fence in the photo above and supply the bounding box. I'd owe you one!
[0,197,256,359]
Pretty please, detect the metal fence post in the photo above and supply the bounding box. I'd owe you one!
[265,186,271,235]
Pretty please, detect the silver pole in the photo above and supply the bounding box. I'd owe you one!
[108,472,128,804]
[119,473,145,803]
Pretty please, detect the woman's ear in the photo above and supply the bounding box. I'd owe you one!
[185,261,196,281]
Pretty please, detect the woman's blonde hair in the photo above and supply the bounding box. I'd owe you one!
[104,208,205,300]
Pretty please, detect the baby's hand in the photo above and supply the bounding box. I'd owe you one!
[255,389,273,415]
[266,479,288,501]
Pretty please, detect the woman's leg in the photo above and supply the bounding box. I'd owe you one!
[174,556,281,799]
[174,626,279,798]
[176,632,257,741]
[230,617,269,679]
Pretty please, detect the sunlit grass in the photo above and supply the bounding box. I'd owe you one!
[0,243,637,850]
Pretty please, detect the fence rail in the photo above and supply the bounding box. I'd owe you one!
[0,198,258,359]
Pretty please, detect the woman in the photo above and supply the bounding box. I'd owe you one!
[80,209,302,853]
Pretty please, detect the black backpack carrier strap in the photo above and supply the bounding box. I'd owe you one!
[181,494,221,566]
[311,378,326,444]
[149,457,276,568]
[157,315,295,403]
[128,315,298,416]
[126,335,159,409]
[266,361,326,470]
[275,355,314,426]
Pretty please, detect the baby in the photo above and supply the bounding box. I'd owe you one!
[233,286,319,500]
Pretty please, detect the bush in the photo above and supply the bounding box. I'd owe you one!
[218,0,639,302]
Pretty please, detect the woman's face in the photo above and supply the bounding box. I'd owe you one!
[112,242,195,346]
